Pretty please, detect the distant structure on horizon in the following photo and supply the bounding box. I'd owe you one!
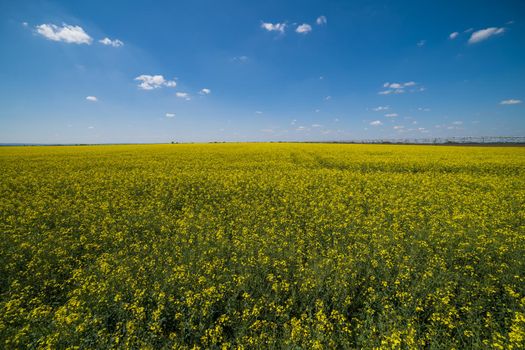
[328,136,525,145]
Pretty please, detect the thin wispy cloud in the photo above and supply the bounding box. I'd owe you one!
[468,27,505,44]
[373,106,389,111]
[385,113,398,118]
[261,22,286,33]
[385,83,400,88]
[449,32,459,39]
[175,92,191,100]
[296,23,312,34]
[370,120,383,126]
[165,113,175,118]
[500,99,522,105]
[35,23,92,44]
[379,89,404,95]
[384,81,416,88]
[232,55,248,63]
[99,37,124,47]
[417,40,426,47]
[379,81,420,95]
[135,75,176,90]
[316,16,327,25]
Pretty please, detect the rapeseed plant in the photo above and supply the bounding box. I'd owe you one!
[0,143,524,348]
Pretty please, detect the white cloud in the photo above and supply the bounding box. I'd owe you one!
[500,99,522,105]
[87,126,95,129]
[255,111,263,114]
[468,27,505,44]
[373,106,389,111]
[324,95,332,100]
[384,82,416,89]
[99,37,124,47]
[393,125,404,130]
[165,113,175,118]
[385,113,398,118]
[417,40,426,47]
[370,120,383,126]
[85,96,98,102]
[176,92,191,100]
[135,75,176,90]
[22,22,28,27]
[35,23,92,44]
[418,107,431,111]
[291,119,297,125]
[311,124,322,127]
[379,89,404,95]
[261,22,286,33]
[316,16,327,25]
[199,88,211,95]
[449,31,459,39]
[296,23,312,34]
[380,81,421,95]
[452,121,463,125]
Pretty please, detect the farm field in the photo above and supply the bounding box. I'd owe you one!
[1,143,524,348]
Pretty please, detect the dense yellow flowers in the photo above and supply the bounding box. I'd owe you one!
[0,143,524,348]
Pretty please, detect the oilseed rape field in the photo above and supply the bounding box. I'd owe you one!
[1,143,524,349]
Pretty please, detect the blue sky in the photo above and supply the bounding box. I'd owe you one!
[0,0,524,143]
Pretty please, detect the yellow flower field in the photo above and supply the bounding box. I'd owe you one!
[1,143,524,348]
